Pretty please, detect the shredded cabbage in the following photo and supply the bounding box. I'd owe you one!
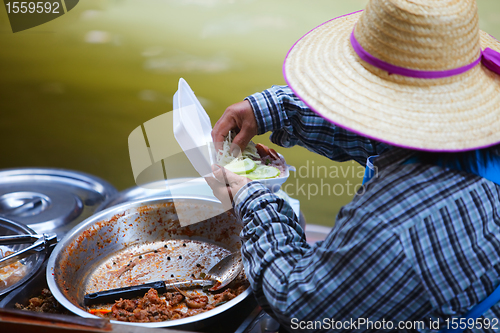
[216,131,261,166]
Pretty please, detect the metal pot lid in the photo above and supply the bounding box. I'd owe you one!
[0,168,117,236]
[0,217,45,296]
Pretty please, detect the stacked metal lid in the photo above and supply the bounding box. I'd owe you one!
[0,168,117,238]
[0,168,117,297]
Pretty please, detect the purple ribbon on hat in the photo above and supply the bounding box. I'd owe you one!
[350,30,500,78]
[482,47,500,75]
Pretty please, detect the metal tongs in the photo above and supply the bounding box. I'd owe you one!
[0,233,57,269]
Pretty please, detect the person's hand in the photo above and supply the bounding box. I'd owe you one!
[205,165,251,212]
[212,100,258,156]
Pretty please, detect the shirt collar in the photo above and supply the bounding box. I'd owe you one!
[373,147,416,170]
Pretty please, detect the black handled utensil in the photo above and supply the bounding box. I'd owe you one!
[84,252,243,306]
[84,279,214,306]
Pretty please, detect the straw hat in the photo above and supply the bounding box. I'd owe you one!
[283,0,500,152]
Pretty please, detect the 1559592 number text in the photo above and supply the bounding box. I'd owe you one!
[445,318,499,330]
[5,2,60,14]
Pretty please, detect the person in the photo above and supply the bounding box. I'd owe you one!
[205,0,500,332]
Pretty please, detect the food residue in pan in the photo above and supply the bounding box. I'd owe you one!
[88,278,249,322]
[85,239,230,293]
[83,238,249,323]
[15,288,70,314]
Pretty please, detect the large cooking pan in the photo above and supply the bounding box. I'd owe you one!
[46,195,251,329]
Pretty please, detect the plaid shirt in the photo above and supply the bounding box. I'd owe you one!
[234,85,500,332]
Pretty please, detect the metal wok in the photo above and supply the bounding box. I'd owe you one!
[46,195,251,329]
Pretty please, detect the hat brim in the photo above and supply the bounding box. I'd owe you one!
[283,11,500,152]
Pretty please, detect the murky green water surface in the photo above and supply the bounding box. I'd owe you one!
[1,0,499,227]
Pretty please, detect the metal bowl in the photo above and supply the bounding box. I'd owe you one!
[0,217,46,296]
[46,195,251,328]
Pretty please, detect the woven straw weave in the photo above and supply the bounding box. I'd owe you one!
[284,0,500,151]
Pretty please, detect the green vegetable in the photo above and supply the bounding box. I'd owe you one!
[224,158,257,174]
[246,165,280,180]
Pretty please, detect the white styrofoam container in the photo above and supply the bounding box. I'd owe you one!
[172,78,292,192]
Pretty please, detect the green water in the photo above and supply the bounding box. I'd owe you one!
[1,0,499,227]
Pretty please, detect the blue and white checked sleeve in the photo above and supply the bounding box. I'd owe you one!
[245,85,390,165]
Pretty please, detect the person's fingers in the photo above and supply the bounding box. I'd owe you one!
[212,166,251,192]
[204,173,233,211]
[204,175,219,188]
[205,164,252,212]
[231,125,257,155]
[219,167,245,187]
[212,115,235,152]
[229,144,242,158]
[212,100,257,154]
[221,168,234,204]
[212,165,227,184]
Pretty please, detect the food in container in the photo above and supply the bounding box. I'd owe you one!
[82,238,249,323]
[0,250,29,290]
[14,288,70,314]
[216,131,286,180]
[87,279,248,323]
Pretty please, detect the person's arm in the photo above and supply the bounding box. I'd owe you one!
[246,85,390,165]
[233,182,428,332]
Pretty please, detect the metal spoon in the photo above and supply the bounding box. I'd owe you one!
[84,251,244,306]
[205,251,243,291]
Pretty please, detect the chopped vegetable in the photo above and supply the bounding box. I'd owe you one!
[216,131,284,180]
[216,131,259,166]
[224,158,257,174]
[246,165,280,180]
